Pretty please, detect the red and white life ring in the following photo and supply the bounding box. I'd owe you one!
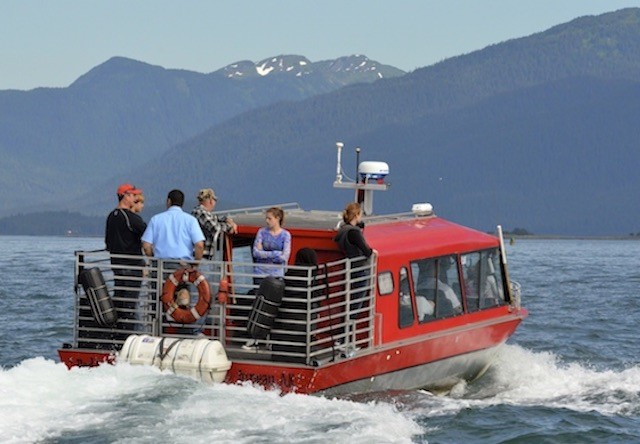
[161,268,211,323]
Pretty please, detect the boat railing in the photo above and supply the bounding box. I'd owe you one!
[71,250,377,366]
[214,202,301,218]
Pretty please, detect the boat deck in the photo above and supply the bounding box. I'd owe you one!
[70,249,377,367]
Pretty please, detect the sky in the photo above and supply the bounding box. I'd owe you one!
[3,0,640,91]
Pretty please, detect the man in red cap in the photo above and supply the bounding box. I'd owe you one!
[105,183,147,329]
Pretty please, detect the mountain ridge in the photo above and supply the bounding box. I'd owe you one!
[0,54,405,216]
[217,54,402,79]
[2,8,640,235]
[94,7,640,236]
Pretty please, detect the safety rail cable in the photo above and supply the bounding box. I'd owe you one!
[72,251,376,363]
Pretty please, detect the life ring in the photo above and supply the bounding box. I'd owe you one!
[162,268,211,323]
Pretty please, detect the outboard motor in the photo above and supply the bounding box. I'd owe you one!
[78,267,118,327]
[247,276,285,339]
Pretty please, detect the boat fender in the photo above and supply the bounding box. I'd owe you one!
[246,276,285,340]
[161,268,211,323]
[78,267,118,327]
[217,278,229,304]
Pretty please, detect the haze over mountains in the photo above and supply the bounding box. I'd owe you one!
[2,8,640,236]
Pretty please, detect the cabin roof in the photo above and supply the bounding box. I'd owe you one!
[226,204,499,259]
[365,217,499,261]
[230,206,342,231]
[225,203,437,231]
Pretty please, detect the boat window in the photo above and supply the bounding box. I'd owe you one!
[377,271,394,295]
[411,255,463,322]
[398,267,414,328]
[461,248,506,311]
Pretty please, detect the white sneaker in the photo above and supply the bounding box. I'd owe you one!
[341,346,360,358]
[242,339,258,350]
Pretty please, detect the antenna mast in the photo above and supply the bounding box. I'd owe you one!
[332,142,389,215]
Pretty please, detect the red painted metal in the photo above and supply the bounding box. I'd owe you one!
[222,311,526,394]
[58,349,115,369]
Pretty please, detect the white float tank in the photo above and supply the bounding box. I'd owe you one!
[119,335,232,384]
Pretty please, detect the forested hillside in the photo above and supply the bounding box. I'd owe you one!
[0,55,403,216]
[3,8,640,235]
[89,8,640,236]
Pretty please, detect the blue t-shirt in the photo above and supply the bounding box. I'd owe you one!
[252,227,291,277]
[141,206,205,260]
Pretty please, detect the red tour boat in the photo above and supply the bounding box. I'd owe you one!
[59,142,527,395]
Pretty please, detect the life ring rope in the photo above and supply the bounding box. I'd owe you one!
[161,268,211,324]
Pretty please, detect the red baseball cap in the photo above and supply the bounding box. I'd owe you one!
[117,183,142,196]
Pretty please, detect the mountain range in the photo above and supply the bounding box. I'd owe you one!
[0,54,403,215]
[2,8,640,236]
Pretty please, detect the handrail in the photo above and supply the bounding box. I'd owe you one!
[212,202,300,217]
[71,250,377,365]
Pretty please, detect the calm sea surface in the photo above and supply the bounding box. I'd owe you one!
[1,236,639,443]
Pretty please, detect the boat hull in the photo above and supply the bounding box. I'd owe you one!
[57,345,499,395]
[59,311,524,395]
[224,312,523,395]
[225,344,501,396]
[58,347,116,368]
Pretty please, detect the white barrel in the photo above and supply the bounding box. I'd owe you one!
[119,335,232,384]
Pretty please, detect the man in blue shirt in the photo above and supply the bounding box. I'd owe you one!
[142,189,205,261]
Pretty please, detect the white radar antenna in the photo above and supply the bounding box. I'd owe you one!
[332,141,389,215]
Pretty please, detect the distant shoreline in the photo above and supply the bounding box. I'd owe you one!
[1,233,639,241]
[505,235,640,241]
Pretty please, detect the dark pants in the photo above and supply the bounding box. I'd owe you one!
[113,268,143,318]
[112,262,144,338]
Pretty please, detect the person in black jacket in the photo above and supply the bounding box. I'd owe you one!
[105,183,147,322]
[333,202,376,319]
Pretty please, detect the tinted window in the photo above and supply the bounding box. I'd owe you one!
[398,267,414,327]
[411,255,462,322]
[461,248,506,311]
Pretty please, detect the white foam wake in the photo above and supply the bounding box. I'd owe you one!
[409,344,640,418]
[0,357,422,443]
[481,344,640,415]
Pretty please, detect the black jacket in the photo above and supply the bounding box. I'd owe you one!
[333,224,373,260]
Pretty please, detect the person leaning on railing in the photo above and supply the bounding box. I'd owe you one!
[252,207,291,286]
[191,188,238,260]
[333,202,377,319]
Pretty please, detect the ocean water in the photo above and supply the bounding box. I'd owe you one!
[1,235,639,443]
